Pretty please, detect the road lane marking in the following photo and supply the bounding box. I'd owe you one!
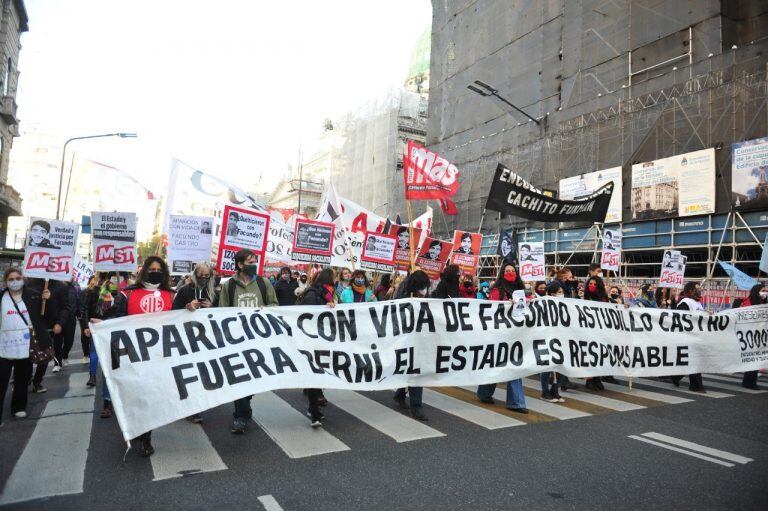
[421,388,525,429]
[258,494,285,511]
[0,373,95,505]
[613,376,734,398]
[250,392,350,459]
[150,420,228,481]
[641,432,753,464]
[519,379,645,411]
[695,379,766,394]
[322,390,445,442]
[461,386,591,420]
[628,435,735,467]
[593,380,694,404]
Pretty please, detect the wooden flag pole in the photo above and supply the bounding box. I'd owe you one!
[41,279,49,315]
[406,200,416,272]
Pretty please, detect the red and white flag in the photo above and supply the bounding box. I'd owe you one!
[403,141,460,215]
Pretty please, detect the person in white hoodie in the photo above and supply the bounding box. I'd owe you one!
[671,282,706,392]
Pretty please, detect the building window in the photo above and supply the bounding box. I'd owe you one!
[3,58,10,96]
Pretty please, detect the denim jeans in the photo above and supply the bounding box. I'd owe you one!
[478,380,526,408]
[476,384,496,401]
[89,343,111,402]
[233,396,253,419]
[408,387,423,408]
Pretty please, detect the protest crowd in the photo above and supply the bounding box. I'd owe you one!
[0,142,765,460]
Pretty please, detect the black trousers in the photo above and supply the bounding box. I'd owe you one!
[743,371,758,388]
[33,360,47,385]
[61,317,77,360]
[306,388,323,419]
[0,357,32,421]
[52,331,68,365]
[79,320,89,357]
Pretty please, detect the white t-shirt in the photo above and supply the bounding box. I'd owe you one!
[0,292,31,359]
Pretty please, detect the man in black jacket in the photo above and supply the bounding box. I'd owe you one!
[25,278,70,392]
[273,266,299,306]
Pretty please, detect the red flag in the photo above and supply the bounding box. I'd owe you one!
[403,141,460,209]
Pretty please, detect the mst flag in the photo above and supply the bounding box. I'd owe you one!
[403,141,460,215]
[486,164,614,223]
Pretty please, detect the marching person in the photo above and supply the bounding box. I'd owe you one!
[634,284,658,308]
[336,268,352,296]
[655,287,677,309]
[433,264,461,299]
[739,284,765,390]
[477,280,490,299]
[533,281,547,297]
[583,275,610,390]
[300,268,339,426]
[374,274,393,301]
[393,270,432,420]
[459,273,476,299]
[540,282,566,403]
[341,270,376,303]
[218,249,279,434]
[295,272,309,298]
[670,282,707,393]
[172,261,218,424]
[25,277,70,391]
[89,258,174,456]
[608,285,624,306]
[549,268,578,391]
[0,268,52,426]
[273,266,299,306]
[476,262,529,414]
[60,280,83,367]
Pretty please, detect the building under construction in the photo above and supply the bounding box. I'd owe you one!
[417,0,768,280]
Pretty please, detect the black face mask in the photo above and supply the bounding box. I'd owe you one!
[300,277,307,283]
[197,277,210,288]
[146,271,163,285]
[463,281,473,288]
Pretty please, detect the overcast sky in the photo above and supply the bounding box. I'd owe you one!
[17,0,432,194]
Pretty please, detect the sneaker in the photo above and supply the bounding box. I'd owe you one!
[51,365,61,373]
[542,393,558,403]
[310,418,322,428]
[82,357,89,365]
[601,376,618,384]
[393,394,409,409]
[507,407,529,414]
[478,397,495,404]
[100,403,113,418]
[306,409,325,421]
[560,381,578,391]
[553,392,565,403]
[62,359,69,367]
[86,374,96,388]
[32,383,47,394]
[410,408,428,421]
[186,414,203,424]
[140,438,155,457]
[231,417,247,434]
[13,411,27,418]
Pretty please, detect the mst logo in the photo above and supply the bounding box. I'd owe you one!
[25,252,71,273]
[95,244,135,264]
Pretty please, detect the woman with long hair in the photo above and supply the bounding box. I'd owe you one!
[300,268,338,426]
[583,275,610,390]
[475,262,529,413]
[340,270,376,303]
[374,274,392,301]
[671,282,706,393]
[433,264,460,299]
[0,268,53,426]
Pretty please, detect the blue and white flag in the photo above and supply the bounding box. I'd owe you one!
[760,233,768,274]
[718,261,758,291]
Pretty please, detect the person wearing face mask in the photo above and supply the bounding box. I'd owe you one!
[219,249,279,434]
[336,268,352,296]
[635,284,658,308]
[477,280,490,299]
[670,282,707,393]
[341,270,376,303]
[374,274,392,301]
[549,268,579,391]
[534,281,547,297]
[537,282,566,403]
[172,262,218,424]
[459,273,477,298]
[393,270,432,420]
[583,276,610,390]
[89,257,175,457]
[739,284,766,390]
[295,272,309,297]
[433,264,461,299]
[475,263,529,414]
[24,277,70,388]
[0,268,53,426]
[608,286,624,305]
[273,266,300,306]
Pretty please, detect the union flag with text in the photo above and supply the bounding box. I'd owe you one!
[403,141,460,215]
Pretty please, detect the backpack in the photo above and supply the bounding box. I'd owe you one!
[227,275,268,307]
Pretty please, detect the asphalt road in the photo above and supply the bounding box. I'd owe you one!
[1,345,766,510]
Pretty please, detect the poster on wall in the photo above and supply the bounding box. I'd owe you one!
[21,217,79,281]
[659,249,686,289]
[600,229,622,272]
[631,148,715,220]
[450,230,482,274]
[91,212,137,272]
[415,237,452,280]
[360,232,397,272]
[732,136,768,210]
[518,241,545,282]
[559,167,623,223]
[216,205,270,276]
[291,218,335,265]
[167,215,214,275]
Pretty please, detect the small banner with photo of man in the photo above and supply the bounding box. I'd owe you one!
[496,228,518,266]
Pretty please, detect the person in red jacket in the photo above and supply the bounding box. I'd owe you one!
[90,256,174,457]
[459,273,477,298]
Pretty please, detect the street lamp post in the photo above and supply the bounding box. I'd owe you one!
[56,132,137,220]
[466,80,541,125]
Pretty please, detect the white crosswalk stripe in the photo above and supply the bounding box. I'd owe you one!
[519,379,646,412]
[150,420,228,481]
[421,389,526,429]
[250,392,350,458]
[460,385,591,419]
[696,379,766,394]
[323,389,445,442]
[613,376,735,398]
[0,373,95,505]
[595,380,694,404]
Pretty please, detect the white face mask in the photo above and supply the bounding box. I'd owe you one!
[760,291,768,299]
[597,272,604,278]
[416,288,428,297]
[555,292,564,298]
[110,277,119,284]
[7,280,23,292]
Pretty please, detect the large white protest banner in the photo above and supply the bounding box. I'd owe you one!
[91,298,768,440]
[167,215,214,275]
[72,254,94,288]
[92,212,137,272]
[600,229,622,272]
[22,217,79,281]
